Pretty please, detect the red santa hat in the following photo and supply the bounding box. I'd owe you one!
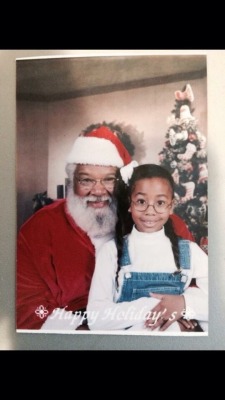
[66,126,132,167]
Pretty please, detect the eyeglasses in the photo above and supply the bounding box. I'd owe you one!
[131,199,172,213]
[75,177,119,190]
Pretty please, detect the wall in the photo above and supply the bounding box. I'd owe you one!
[47,77,207,198]
[17,101,48,228]
[17,77,207,226]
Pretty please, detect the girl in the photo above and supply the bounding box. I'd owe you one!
[87,164,208,332]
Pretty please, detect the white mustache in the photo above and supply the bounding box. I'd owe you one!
[83,195,112,205]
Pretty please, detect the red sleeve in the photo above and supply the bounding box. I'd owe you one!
[16,216,58,330]
[16,204,95,330]
[170,214,195,241]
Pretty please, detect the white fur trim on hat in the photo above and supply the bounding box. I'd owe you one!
[66,136,124,167]
[120,160,139,184]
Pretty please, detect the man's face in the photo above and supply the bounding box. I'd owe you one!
[74,165,118,209]
[67,164,118,239]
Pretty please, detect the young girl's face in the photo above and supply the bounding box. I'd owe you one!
[129,177,173,233]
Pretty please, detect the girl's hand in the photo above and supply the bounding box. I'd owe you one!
[145,293,185,331]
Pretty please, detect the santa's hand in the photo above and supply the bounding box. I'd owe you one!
[177,318,198,331]
[145,293,185,331]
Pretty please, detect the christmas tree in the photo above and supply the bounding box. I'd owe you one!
[158,84,208,253]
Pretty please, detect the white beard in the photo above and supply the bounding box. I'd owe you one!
[66,187,117,240]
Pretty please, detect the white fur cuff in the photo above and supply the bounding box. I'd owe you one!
[66,137,124,167]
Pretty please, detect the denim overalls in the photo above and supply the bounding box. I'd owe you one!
[117,237,190,303]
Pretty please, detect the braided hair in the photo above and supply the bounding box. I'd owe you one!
[114,164,181,285]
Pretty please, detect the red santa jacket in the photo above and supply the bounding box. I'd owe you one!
[16,200,193,329]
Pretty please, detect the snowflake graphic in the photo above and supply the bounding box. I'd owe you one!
[35,305,49,319]
[181,306,196,320]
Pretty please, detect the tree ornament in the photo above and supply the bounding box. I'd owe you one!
[169,128,188,146]
[172,168,179,184]
[196,149,207,159]
[179,105,195,125]
[178,142,197,161]
[194,130,207,150]
[198,163,208,183]
[170,160,177,169]
[180,181,195,203]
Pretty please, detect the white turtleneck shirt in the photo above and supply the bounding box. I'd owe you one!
[87,226,208,332]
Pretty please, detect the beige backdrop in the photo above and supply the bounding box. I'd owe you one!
[17,65,207,228]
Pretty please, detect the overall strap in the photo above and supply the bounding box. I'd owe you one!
[178,239,191,269]
[119,236,131,267]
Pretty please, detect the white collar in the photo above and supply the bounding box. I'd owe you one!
[131,225,166,243]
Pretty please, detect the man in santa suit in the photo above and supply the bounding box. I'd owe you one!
[17,123,193,330]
